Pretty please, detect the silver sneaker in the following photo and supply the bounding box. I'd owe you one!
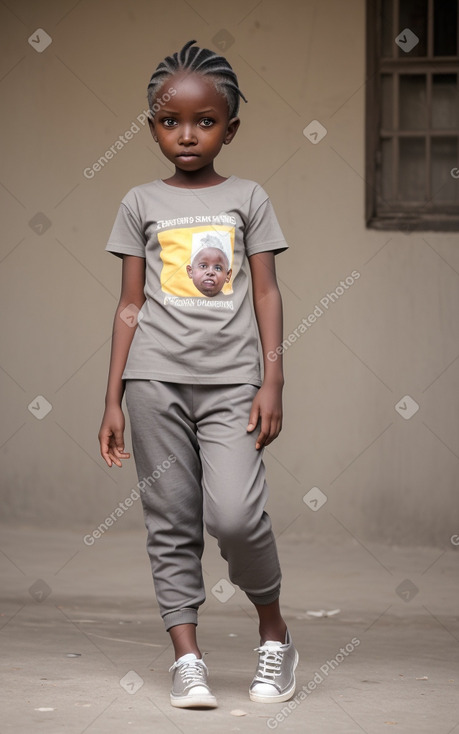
[169,653,217,708]
[249,630,299,703]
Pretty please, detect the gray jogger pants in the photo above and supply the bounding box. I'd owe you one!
[124,379,282,631]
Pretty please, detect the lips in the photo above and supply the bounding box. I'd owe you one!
[177,152,199,158]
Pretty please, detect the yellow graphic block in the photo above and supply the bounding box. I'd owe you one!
[158,225,235,297]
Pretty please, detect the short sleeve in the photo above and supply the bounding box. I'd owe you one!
[105,198,146,259]
[245,187,288,257]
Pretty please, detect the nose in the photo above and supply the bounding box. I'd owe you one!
[179,124,197,145]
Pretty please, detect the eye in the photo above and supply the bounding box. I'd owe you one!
[200,118,215,127]
[162,118,176,127]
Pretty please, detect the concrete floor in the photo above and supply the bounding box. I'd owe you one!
[1,524,459,733]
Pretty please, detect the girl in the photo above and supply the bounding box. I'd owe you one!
[98,39,298,709]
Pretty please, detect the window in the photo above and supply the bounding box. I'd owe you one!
[366,0,459,231]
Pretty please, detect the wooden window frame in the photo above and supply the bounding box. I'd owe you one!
[365,0,459,231]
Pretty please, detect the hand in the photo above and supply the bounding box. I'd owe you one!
[98,404,131,467]
[246,382,283,450]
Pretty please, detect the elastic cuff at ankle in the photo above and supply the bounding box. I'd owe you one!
[163,607,198,631]
[245,585,281,606]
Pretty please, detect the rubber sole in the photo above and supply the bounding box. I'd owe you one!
[249,649,299,704]
[170,693,218,709]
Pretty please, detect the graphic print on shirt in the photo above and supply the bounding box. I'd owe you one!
[158,224,235,299]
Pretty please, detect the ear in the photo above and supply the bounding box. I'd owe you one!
[186,264,193,278]
[148,116,158,142]
[225,268,233,283]
[224,117,240,145]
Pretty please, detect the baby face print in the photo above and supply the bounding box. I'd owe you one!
[186,246,232,297]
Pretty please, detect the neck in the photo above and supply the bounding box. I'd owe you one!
[163,163,227,189]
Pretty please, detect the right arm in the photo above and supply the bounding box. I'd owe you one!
[98,254,146,467]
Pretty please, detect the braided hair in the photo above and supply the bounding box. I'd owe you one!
[147,39,248,119]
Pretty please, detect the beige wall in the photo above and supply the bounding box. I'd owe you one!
[1,0,458,547]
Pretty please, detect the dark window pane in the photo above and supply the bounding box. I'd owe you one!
[382,0,394,56]
[399,75,427,130]
[434,0,458,56]
[431,138,458,201]
[381,75,394,129]
[399,138,426,200]
[432,74,459,129]
[381,138,393,201]
[398,0,428,56]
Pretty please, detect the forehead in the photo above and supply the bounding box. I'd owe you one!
[157,71,228,114]
[193,247,227,262]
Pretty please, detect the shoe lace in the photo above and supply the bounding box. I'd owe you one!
[170,658,206,686]
[253,644,284,683]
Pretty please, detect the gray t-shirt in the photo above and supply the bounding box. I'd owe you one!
[106,175,288,386]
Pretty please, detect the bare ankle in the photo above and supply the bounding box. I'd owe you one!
[168,622,201,661]
[175,649,201,661]
[259,623,287,644]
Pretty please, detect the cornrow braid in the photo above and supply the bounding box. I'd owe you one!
[147,39,248,119]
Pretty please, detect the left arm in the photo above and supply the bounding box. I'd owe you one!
[247,250,285,449]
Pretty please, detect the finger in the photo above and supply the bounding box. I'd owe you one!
[263,415,282,447]
[247,404,260,432]
[99,434,114,467]
[255,429,267,450]
[112,445,131,459]
[108,448,123,468]
[255,416,271,450]
[113,429,126,453]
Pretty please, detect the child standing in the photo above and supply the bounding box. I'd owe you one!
[98,39,298,709]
